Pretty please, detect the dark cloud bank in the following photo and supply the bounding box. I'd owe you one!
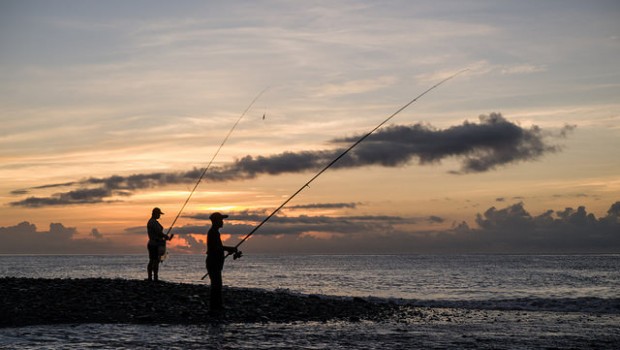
[0,222,133,254]
[3,201,617,254]
[10,113,574,207]
[173,201,620,254]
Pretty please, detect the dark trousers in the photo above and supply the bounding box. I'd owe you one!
[206,255,224,311]
[147,243,159,281]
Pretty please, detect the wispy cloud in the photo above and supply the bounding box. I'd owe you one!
[417,61,547,85]
[500,64,546,75]
[288,202,360,210]
[10,114,574,207]
[315,76,397,97]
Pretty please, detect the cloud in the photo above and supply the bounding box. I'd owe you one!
[173,234,205,254]
[9,189,29,195]
[351,116,567,173]
[10,169,204,207]
[168,200,620,254]
[90,228,103,239]
[453,201,620,253]
[13,188,116,207]
[229,112,568,175]
[31,181,79,190]
[3,201,618,254]
[500,64,546,75]
[182,209,415,236]
[288,202,360,210]
[316,76,398,97]
[428,215,445,224]
[0,222,132,254]
[10,114,573,207]
[121,208,422,254]
[155,207,415,244]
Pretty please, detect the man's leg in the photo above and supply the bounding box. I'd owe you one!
[148,245,159,281]
[152,261,159,281]
[147,260,153,281]
[208,268,223,311]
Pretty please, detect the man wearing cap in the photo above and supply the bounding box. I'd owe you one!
[147,207,173,281]
[206,212,237,313]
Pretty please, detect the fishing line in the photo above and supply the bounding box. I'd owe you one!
[165,87,269,238]
[229,69,468,258]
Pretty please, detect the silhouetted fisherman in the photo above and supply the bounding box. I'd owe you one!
[206,212,238,314]
[147,207,173,282]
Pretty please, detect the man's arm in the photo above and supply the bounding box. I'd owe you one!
[223,245,237,254]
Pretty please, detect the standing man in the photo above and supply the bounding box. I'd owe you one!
[147,207,173,282]
[206,212,237,314]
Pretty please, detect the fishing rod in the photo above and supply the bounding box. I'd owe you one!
[165,87,269,238]
[229,69,468,259]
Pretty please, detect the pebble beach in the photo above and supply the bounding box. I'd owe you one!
[2,275,620,349]
[0,277,403,326]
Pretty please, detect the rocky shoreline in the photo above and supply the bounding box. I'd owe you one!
[0,277,407,327]
[4,278,620,348]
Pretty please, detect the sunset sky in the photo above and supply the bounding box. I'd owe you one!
[1,0,619,254]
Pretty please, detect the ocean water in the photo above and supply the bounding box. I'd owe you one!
[1,254,619,301]
[1,254,619,349]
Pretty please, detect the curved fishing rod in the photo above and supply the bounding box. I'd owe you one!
[229,69,468,258]
[165,87,269,237]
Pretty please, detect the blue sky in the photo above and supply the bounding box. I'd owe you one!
[1,0,619,254]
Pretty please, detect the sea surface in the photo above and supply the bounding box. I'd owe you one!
[1,254,619,349]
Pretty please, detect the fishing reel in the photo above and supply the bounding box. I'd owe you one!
[233,250,243,260]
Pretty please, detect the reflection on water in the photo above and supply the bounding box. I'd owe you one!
[1,254,619,300]
[2,312,620,350]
